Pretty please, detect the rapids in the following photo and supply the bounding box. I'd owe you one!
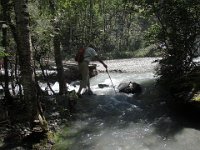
[54,57,200,150]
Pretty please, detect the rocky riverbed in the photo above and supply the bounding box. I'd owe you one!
[93,57,159,73]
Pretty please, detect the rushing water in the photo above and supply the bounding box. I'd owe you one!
[54,58,200,150]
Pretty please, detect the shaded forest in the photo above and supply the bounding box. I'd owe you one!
[0,0,200,149]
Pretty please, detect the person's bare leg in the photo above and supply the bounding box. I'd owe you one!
[77,63,85,95]
[87,76,91,91]
[77,81,83,95]
[77,62,88,95]
[87,74,94,95]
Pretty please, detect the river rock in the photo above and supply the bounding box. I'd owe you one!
[98,83,109,88]
[118,81,142,94]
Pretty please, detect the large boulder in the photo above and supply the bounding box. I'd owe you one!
[118,81,142,94]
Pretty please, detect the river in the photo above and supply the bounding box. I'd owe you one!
[54,57,200,150]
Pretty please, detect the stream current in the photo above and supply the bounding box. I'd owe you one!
[55,57,200,150]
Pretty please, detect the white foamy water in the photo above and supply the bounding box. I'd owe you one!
[54,57,200,150]
[54,65,200,150]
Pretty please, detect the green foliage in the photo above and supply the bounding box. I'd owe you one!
[27,0,159,59]
[0,47,9,57]
[156,1,199,73]
[29,1,55,60]
[143,0,200,101]
[193,93,200,101]
[49,0,155,56]
[144,23,161,44]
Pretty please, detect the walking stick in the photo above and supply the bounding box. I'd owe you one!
[106,69,117,94]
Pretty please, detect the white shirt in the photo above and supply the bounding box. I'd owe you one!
[84,47,98,62]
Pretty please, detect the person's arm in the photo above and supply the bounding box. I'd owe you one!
[95,55,107,69]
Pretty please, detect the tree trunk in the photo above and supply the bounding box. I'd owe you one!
[53,31,66,95]
[1,0,12,101]
[14,0,37,123]
[7,6,23,98]
[49,0,66,95]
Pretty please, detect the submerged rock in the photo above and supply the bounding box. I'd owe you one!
[118,81,142,94]
[98,83,110,88]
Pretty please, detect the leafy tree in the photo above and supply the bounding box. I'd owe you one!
[52,0,153,58]
[141,0,200,101]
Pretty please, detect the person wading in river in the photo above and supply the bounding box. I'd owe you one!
[76,44,107,97]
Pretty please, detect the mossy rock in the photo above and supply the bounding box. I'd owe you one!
[192,92,200,102]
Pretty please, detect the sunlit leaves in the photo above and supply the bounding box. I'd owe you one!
[145,23,160,44]
[0,47,9,57]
